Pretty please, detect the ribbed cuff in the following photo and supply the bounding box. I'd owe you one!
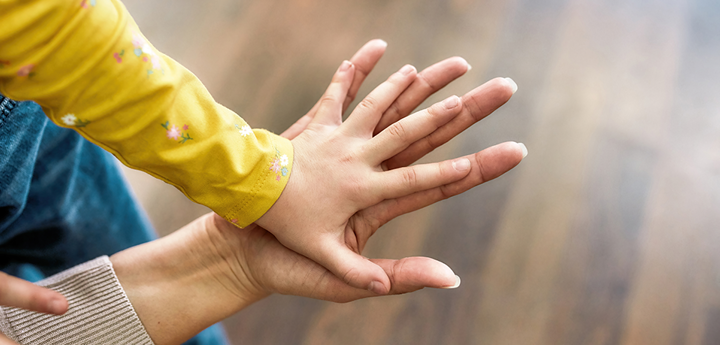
[0,256,154,345]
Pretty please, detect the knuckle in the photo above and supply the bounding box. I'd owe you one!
[390,260,405,287]
[401,168,419,189]
[341,267,361,286]
[320,94,338,106]
[475,155,489,183]
[440,184,458,200]
[387,121,408,141]
[416,72,437,91]
[463,94,485,120]
[358,95,379,112]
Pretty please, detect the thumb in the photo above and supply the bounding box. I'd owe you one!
[318,240,391,295]
[310,60,355,127]
[371,257,461,292]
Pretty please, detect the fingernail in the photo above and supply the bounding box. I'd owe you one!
[339,60,353,72]
[452,158,471,172]
[48,298,67,315]
[505,77,518,94]
[443,95,460,109]
[400,64,416,75]
[518,142,528,158]
[467,63,472,71]
[368,281,389,295]
[377,39,388,48]
[442,275,462,289]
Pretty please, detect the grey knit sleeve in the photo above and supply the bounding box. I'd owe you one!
[0,256,155,345]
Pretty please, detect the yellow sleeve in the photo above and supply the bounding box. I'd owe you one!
[0,0,293,227]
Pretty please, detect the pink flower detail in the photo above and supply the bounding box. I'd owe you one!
[231,219,238,224]
[81,0,88,8]
[17,64,34,77]
[270,159,281,173]
[183,124,189,131]
[151,56,161,69]
[113,52,122,63]
[276,175,281,181]
[132,33,146,48]
[166,125,181,140]
[143,56,148,62]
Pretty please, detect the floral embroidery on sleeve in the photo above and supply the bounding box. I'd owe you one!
[113,50,124,63]
[131,33,164,77]
[162,121,193,143]
[80,0,97,8]
[17,64,35,78]
[270,148,289,181]
[113,32,164,77]
[235,124,253,137]
[61,114,90,127]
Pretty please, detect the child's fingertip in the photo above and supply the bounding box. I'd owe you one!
[443,95,460,109]
[452,158,471,172]
[338,60,354,72]
[399,64,416,76]
[339,60,353,72]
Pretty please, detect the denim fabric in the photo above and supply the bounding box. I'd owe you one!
[0,95,228,345]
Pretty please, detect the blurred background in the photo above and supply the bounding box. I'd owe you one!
[120,0,720,344]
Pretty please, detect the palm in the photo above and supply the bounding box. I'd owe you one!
[215,213,455,303]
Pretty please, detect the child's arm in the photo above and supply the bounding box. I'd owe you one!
[0,0,291,226]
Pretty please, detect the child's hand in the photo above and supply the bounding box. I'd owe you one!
[280,39,472,141]
[256,59,518,295]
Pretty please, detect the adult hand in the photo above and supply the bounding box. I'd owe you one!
[256,51,524,295]
[111,212,461,345]
[0,272,68,344]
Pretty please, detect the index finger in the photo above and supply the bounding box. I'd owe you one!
[282,39,387,139]
[0,271,68,315]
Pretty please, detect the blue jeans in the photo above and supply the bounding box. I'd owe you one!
[0,95,229,345]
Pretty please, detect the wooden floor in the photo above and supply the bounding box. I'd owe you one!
[120,0,720,344]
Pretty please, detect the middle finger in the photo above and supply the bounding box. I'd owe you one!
[341,64,417,138]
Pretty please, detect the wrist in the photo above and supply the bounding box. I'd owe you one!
[110,213,269,345]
